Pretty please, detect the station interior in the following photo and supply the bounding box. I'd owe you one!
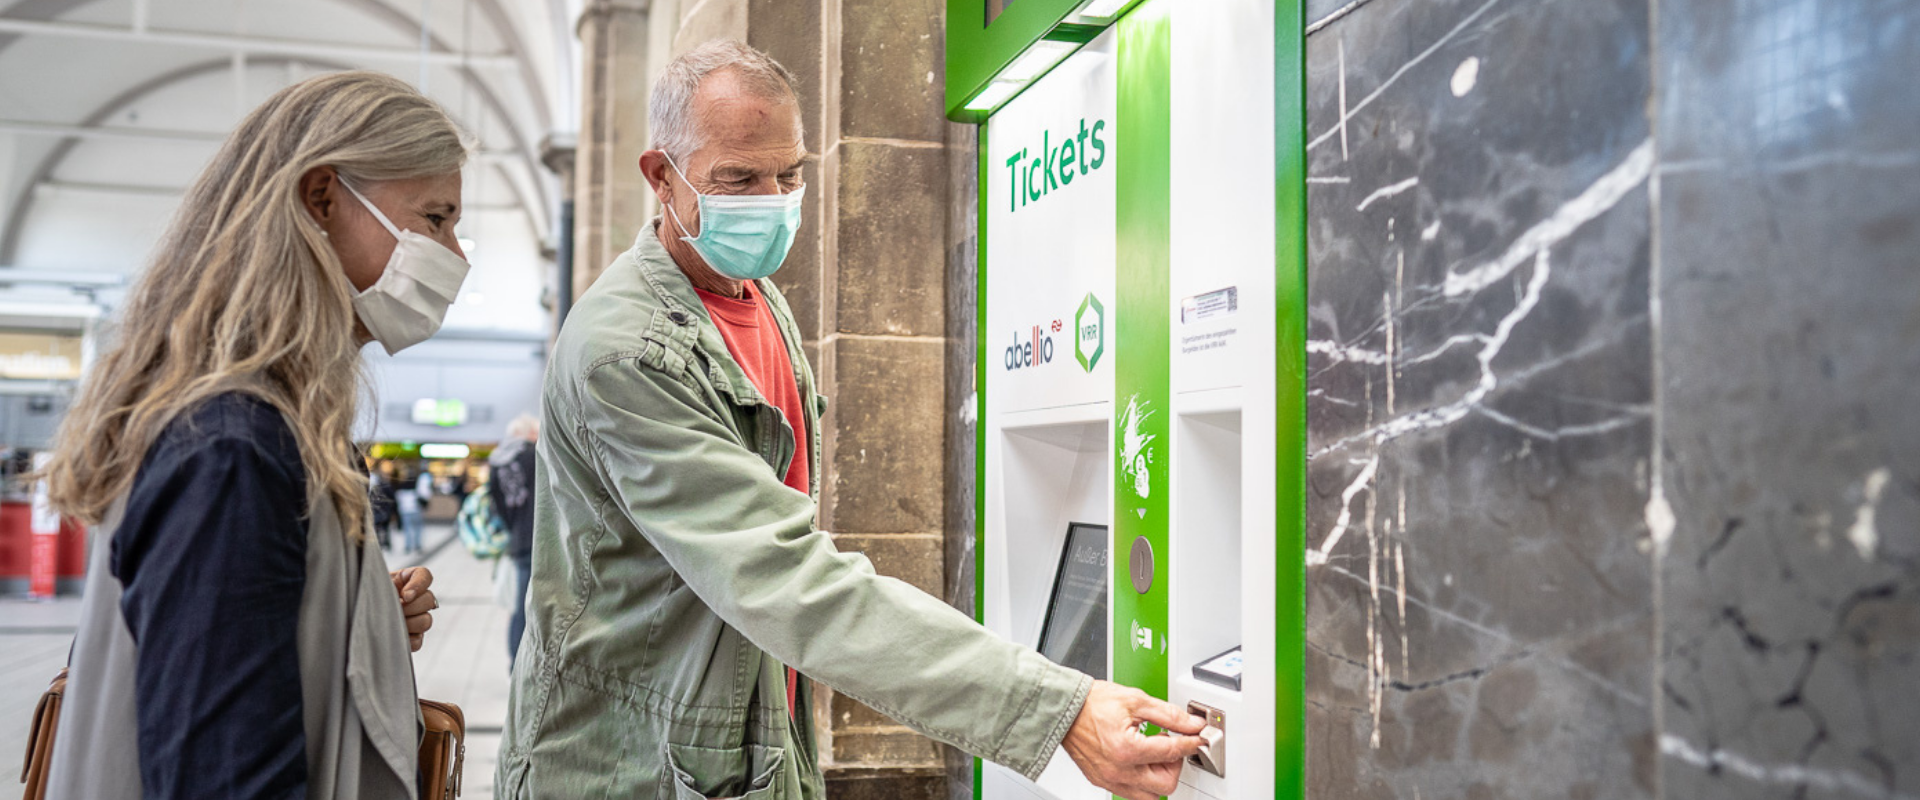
[1,1,1916,799]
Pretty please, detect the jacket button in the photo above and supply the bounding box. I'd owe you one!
[669,311,689,325]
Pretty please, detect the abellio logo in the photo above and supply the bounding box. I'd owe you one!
[1075,293,1105,372]
[1004,323,1056,371]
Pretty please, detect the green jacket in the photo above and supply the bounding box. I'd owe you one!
[496,226,1091,799]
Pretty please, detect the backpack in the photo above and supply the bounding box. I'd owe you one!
[456,487,509,559]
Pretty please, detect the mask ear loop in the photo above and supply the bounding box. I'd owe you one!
[338,176,404,240]
[661,153,703,241]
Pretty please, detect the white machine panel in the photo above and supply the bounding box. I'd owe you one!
[985,33,1118,416]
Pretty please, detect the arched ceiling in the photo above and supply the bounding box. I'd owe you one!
[0,0,579,338]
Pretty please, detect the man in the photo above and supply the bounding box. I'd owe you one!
[395,467,425,554]
[497,40,1204,800]
[488,413,539,668]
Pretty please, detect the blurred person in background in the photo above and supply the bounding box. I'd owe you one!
[39,70,470,800]
[369,460,396,550]
[397,466,427,554]
[446,462,473,509]
[489,413,539,668]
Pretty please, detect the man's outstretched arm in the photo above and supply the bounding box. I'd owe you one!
[577,359,1203,791]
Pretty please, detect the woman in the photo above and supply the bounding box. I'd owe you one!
[42,71,470,800]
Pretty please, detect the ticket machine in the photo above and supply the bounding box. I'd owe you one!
[951,0,1305,797]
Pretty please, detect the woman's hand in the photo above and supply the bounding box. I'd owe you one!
[390,567,437,651]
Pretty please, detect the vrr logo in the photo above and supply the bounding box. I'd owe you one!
[1075,293,1105,372]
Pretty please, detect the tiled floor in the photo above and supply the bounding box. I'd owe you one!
[0,522,513,800]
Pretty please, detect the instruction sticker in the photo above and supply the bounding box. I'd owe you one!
[1180,286,1238,324]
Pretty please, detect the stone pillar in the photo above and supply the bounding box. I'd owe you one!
[572,0,651,297]
[537,134,577,333]
[748,0,958,797]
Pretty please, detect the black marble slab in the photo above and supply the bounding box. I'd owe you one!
[1655,0,1920,797]
[1303,0,1920,797]
[1303,0,1657,796]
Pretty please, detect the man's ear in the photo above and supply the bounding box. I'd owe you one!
[639,150,674,206]
[299,166,339,224]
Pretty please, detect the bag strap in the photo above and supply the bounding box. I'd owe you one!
[20,668,68,792]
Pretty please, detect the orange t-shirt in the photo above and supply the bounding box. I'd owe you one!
[695,280,810,714]
[695,282,811,495]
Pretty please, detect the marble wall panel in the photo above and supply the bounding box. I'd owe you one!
[1302,0,1920,796]
[1654,0,1920,797]
[1303,0,1658,796]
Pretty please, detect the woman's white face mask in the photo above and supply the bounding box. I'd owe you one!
[339,179,471,355]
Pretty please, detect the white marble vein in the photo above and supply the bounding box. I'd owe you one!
[1308,453,1380,566]
[1661,734,1918,800]
[1356,176,1420,211]
[1307,0,1510,153]
[1312,248,1553,461]
[1443,139,1654,298]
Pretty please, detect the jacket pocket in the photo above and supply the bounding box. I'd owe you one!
[665,742,786,800]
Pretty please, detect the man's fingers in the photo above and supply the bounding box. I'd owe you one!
[1113,776,1171,800]
[407,611,434,636]
[1131,697,1207,735]
[1138,759,1184,797]
[1118,731,1204,765]
[1102,756,1186,800]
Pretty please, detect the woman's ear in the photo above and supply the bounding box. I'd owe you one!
[299,166,339,225]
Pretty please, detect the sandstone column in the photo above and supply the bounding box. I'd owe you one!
[747,0,960,797]
[572,0,651,296]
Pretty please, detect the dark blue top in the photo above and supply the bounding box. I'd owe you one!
[488,441,538,560]
[110,392,310,800]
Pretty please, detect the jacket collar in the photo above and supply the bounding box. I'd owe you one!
[631,223,769,408]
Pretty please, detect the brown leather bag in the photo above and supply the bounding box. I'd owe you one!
[17,668,65,800]
[18,668,466,799]
[418,698,467,799]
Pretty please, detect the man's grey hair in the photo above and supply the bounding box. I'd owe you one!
[650,39,801,160]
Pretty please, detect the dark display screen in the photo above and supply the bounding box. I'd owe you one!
[1037,522,1108,679]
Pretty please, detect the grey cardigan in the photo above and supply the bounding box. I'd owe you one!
[46,493,421,799]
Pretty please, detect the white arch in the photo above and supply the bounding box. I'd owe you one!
[0,0,562,260]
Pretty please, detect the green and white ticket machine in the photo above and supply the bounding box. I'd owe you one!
[952,0,1307,798]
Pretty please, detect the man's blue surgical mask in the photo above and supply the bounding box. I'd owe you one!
[663,153,805,281]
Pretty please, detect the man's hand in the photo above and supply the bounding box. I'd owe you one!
[1060,680,1208,800]
[390,567,437,652]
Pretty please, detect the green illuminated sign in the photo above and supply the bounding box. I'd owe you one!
[411,398,469,428]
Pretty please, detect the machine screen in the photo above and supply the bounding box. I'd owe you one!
[1037,522,1109,679]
